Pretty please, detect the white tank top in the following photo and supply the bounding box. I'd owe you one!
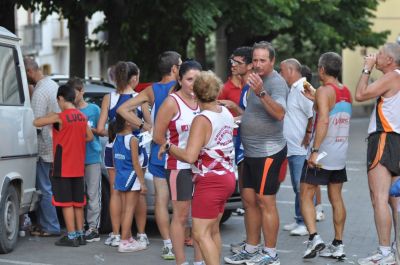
[191,106,235,179]
[166,93,200,169]
[309,83,352,170]
[368,69,400,135]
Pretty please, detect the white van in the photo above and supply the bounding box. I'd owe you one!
[0,26,40,253]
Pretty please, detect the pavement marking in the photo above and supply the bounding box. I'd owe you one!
[0,259,54,265]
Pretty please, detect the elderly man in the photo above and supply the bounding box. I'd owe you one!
[24,57,60,236]
[355,43,400,265]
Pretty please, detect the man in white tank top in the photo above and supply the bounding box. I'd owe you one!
[355,43,400,265]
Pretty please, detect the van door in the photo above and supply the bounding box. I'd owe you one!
[0,43,37,209]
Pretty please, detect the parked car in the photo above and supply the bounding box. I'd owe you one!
[0,27,40,253]
[52,77,242,233]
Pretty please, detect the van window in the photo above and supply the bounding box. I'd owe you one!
[0,45,24,105]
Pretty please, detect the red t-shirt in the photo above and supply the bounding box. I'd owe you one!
[52,109,87,178]
[219,78,242,136]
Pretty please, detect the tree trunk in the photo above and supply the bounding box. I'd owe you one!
[68,14,86,78]
[215,23,228,81]
[0,0,15,33]
[104,0,128,67]
[195,35,206,68]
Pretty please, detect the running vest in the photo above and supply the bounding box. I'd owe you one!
[52,109,87,177]
[191,106,235,179]
[310,83,352,170]
[108,91,143,124]
[166,93,200,169]
[113,134,145,183]
[367,69,400,135]
[150,81,177,166]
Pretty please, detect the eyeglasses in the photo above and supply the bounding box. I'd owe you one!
[229,58,245,66]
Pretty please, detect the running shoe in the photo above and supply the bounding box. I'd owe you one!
[319,243,346,259]
[224,250,260,264]
[104,233,120,247]
[118,239,146,253]
[303,234,325,259]
[55,235,79,247]
[290,225,308,236]
[161,245,175,260]
[357,249,396,265]
[230,240,246,254]
[246,252,280,265]
[85,228,100,242]
[283,222,298,231]
[137,233,150,246]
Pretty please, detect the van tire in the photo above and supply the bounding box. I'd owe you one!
[0,185,19,253]
[99,176,112,234]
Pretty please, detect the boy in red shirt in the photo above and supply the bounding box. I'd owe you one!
[34,83,93,247]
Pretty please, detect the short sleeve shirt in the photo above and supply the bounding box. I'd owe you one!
[240,70,288,157]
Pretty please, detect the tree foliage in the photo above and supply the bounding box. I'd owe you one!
[12,0,389,79]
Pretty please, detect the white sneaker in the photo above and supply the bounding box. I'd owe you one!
[320,243,345,259]
[283,222,298,231]
[316,205,325,221]
[290,225,308,236]
[104,233,120,247]
[161,245,175,260]
[357,250,396,265]
[303,234,325,259]
[137,233,150,246]
[230,240,246,254]
[118,239,146,253]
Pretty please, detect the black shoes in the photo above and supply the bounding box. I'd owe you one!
[55,235,79,247]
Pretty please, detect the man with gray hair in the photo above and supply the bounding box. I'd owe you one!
[280,58,314,237]
[355,43,400,265]
[24,57,61,236]
[300,52,351,260]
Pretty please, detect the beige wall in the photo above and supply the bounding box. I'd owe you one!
[342,0,400,106]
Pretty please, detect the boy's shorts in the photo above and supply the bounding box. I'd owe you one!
[51,176,86,207]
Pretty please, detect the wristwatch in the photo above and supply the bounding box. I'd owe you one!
[257,90,266,98]
[139,120,144,130]
[362,68,371,75]
[311,147,319,153]
[165,142,171,153]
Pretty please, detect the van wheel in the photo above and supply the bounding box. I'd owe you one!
[99,176,112,234]
[0,185,19,253]
[220,210,232,224]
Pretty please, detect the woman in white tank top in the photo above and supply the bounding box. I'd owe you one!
[153,60,203,265]
[159,71,236,265]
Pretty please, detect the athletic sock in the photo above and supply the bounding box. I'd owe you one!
[76,230,84,237]
[379,245,391,256]
[309,233,317,241]
[263,247,277,258]
[163,239,172,248]
[67,231,77,239]
[332,239,343,246]
[244,243,258,253]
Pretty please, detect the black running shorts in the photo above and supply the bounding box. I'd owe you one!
[242,146,287,195]
[367,132,400,176]
[51,177,86,207]
[166,169,193,201]
[300,161,347,185]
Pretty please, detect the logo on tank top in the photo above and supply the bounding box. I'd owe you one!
[66,113,85,123]
[215,126,233,146]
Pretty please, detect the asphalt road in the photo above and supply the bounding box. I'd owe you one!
[0,117,388,265]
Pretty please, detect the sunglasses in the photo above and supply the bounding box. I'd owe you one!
[229,58,245,66]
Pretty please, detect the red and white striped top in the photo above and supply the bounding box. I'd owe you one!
[192,106,235,179]
[166,93,200,169]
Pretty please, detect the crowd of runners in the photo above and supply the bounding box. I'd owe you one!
[25,40,400,265]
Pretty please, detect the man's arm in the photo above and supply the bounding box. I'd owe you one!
[153,97,177,145]
[355,53,392,101]
[33,112,60,127]
[301,117,313,148]
[247,72,286,120]
[117,86,153,131]
[308,87,332,167]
